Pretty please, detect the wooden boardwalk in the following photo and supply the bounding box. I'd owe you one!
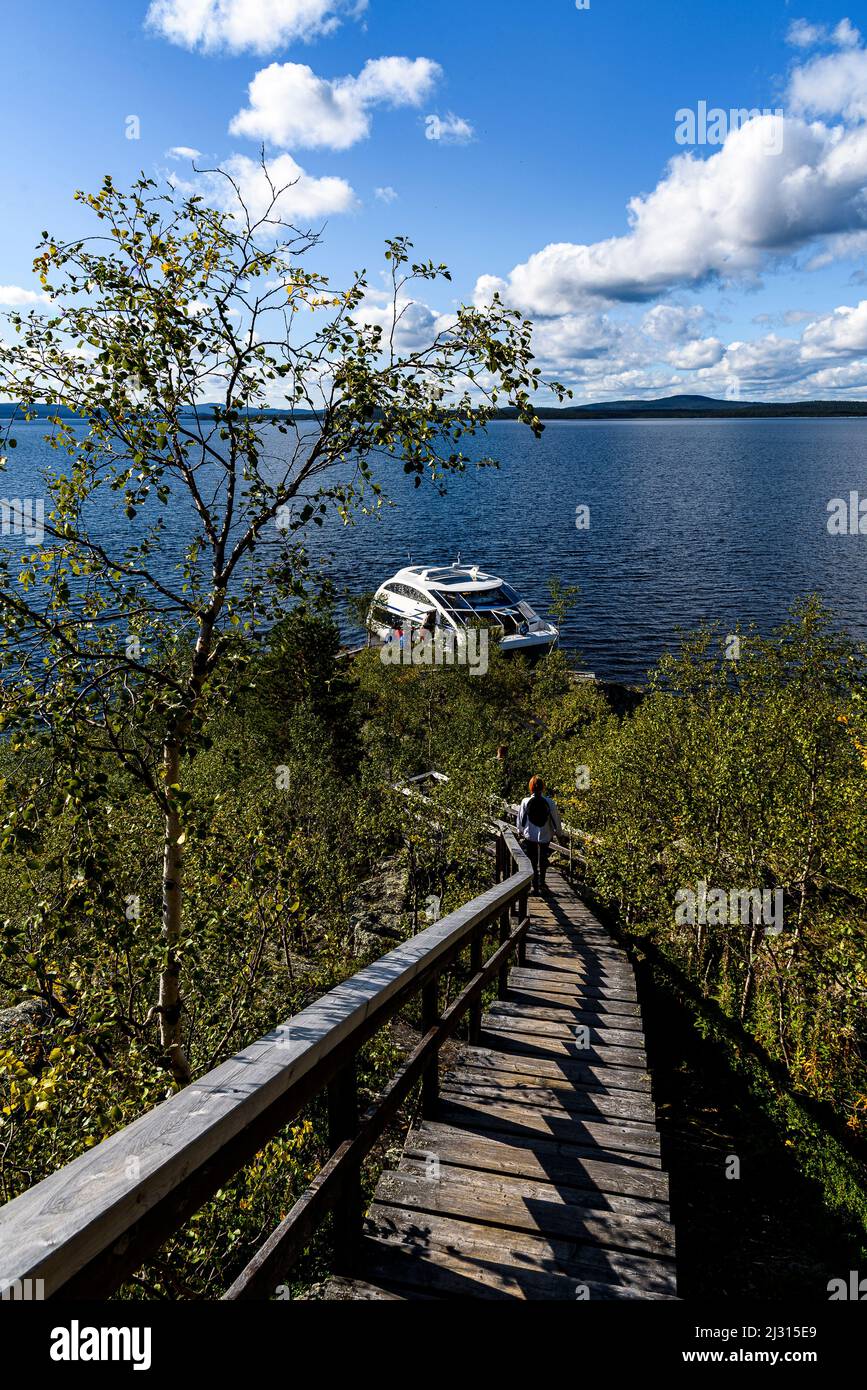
[323,869,678,1300]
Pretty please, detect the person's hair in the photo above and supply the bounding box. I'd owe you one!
[528,775,545,795]
[496,745,508,758]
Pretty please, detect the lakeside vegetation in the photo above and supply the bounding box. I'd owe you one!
[1,600,866,1290]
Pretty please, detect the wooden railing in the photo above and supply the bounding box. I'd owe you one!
[0,825,531,1302]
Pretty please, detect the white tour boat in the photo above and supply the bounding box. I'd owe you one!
[367,563,558,655]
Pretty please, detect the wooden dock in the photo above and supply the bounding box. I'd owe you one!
[323,868,678,1300]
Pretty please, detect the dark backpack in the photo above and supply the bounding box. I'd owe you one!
[526,793,551,829]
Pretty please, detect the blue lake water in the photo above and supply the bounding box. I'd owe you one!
[3,417,866,683]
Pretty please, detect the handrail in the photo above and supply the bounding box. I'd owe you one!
[0,826,532,1301]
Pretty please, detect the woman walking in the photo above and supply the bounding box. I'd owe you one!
[516,775,563,894]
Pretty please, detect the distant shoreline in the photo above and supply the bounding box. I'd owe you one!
[4,395,867,423]
[495,398,867,421]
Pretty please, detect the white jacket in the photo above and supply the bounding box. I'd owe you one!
[517,794,563,845]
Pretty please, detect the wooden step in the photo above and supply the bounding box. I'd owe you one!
[509,968,638,1002]
[460,1045,653,1093]
[508,985,641,1018]
[363,1207,678,1299]
[435,1096,661,1161]
[480,1025,649,1071]
[523,949,634,980]
[378,1164,675,1257]
[488,998,644,1034]
[440,1073,656,1125]
[484,1005,645,1049]
[404,1121,669,1201]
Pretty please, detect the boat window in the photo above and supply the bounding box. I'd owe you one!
[384,582,429,604]
[451,587,517,611]
[431,589,472,612]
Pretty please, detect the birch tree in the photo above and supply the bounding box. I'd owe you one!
[0,166,564,1084]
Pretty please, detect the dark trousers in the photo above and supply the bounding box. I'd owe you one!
[526,841,551,890]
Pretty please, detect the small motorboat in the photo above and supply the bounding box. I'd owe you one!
[367,563,558,655]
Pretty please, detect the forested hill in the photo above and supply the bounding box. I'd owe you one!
[495,394,867,419]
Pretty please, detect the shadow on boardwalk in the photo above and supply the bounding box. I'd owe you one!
[320,869,679,1300]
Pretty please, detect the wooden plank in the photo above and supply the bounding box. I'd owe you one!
[527,948,624,963]
[439,1074,656,1125]
[508,970,637,1002]
[404,1122,670,1201]
[460,1046,653,1092]
[329,866,676,1303]
[376,1166,675,1256]
[397,1154,670,1221]
[435,1097,661,1161]
[480,1026,649,1071]
[361,1236,675,1301]
[483,1007,645,1050]
[364,1207,678,1297]
[507,985,641,1018]
[523,949,635,979]
[487,998,644,1034]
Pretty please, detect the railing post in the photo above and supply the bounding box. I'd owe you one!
[469,923,484,1044]
[498,897,510,1000]
[327,1063,361,1273]
[421,974,440,1117]
[517,888,529,966]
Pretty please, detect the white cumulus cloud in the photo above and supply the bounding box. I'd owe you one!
[641,304,712,342]
[0,285,50,307]
[786,17,861,51]
[788,42,867,120]
[230,57,441,150]
[145,0,367,55]
[474,111,867,313]
[800,298,867,357]
[353,290,455,353]
[170,152,356,225]
[666,337,725,369]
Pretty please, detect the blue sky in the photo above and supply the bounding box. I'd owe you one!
[3,0,867,401]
